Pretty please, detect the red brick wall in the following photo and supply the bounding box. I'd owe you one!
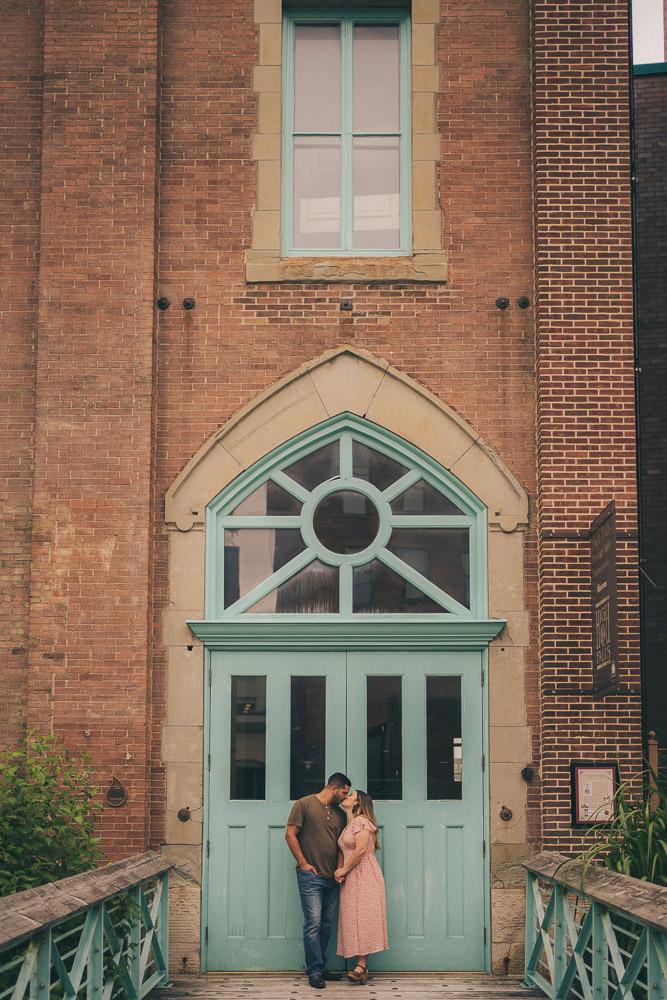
[532,1,642,848]
[150,0,540,847]
[0,0,643,860]
[634,71,667,743]
[24,0,160,856]
[0,2,42,750]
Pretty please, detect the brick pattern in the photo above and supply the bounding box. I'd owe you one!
[23,0,160,856]
[0,2,42,750]
[634,72,667,743]
[532,1,643,848]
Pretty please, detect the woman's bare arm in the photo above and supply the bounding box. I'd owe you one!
[334,829,370,880]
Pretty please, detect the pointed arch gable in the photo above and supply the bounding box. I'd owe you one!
[165,346,528,535]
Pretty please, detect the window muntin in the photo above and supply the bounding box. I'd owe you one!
[211,425,483,618]
[283,11,411,257]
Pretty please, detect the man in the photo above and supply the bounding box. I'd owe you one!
[285,772,351,989]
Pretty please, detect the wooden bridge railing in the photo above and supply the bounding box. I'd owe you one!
[0,853,173,1000]
[524,852,667,1000]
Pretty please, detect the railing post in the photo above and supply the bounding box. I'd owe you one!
[553,885,566,995]
[129,885,142,997]
[87,904,103,1000]
[33,929,51,1000]
[522,870,537,989]
[158,870,172,987]
[591,902,605,1000]
[647,929,667,1000]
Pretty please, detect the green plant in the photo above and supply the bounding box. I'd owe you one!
[576,767,667,886]
[0,732,103,896]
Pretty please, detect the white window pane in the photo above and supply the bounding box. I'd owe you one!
[294,25,341,132]
[353,25,399,133]
[294,138,341,249]
[352,137,400,250]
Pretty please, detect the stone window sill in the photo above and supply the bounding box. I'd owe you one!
[244,250,448,284]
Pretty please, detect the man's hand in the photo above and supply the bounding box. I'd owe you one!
[298,862,318,874]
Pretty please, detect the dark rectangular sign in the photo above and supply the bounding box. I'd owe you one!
[590,500,619,695]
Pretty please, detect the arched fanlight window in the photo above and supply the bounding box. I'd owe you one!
[206,415,486,618]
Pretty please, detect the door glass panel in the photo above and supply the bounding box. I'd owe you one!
[313,490,379,553]
[367,675,402,799]
[294,25,341,132]
[426,676,462,800]
[284,442,339,491]
[387,528,470,608]
[353,25,400,133]
[247,559,339,613]
[291,676,326,799]
[293,137,342,250]
[352,441,408,491]
[353,558,446,613]
[230,676,266,800]
[391,479,463,515]
[224,529,306,606]
[231,481,303,516]
[352,137,400,251]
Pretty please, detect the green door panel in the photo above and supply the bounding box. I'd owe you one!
[346,651,485,971]
[206,651,347,971]
[205,649,485,972]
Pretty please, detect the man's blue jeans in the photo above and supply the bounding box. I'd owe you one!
[296,869,340,976]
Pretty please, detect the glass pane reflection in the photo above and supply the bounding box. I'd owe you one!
[352,442,408,491]
[248,559,339,613]
[232,481,302,516]
[367,675,402,800]
[224,529,306,607]
[387,528,470,608]
[353,559,445,613]
[313,491,379,553]
[284,443,339,491]
[231,676,266,800]
[291,676,326,799]
[426,676,462,800]
[294,26,341,132]
[391,479,463,515]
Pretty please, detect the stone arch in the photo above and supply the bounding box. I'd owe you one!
[161,346,531,970]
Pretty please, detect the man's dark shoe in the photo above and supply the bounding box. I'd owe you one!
[308,974,326,989]
[322,972,343,981]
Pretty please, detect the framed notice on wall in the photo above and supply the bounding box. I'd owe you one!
[571,762,619,827]
[589,500,619,695]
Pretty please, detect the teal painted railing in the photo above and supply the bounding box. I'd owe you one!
[0,853,172,1000]
[524,852,667,1000]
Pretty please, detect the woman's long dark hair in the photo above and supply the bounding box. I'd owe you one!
[353,789,380,850]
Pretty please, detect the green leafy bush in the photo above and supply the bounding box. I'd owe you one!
[577,768,667,886]
[0,732,103,896]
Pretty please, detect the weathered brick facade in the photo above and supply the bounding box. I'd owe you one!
[0,0,643,972]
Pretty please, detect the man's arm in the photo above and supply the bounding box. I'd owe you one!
[285,824,317,873]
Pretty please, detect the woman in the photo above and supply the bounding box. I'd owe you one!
[334,790,388,984]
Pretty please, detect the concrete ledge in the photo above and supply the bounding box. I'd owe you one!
[244,250,448,283]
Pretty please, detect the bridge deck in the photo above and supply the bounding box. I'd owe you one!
[157,974,542,1000]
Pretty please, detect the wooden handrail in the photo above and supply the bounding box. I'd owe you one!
[523,851,667,933]
[0,851,173,949]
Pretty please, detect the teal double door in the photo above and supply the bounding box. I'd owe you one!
[205,649,486,971]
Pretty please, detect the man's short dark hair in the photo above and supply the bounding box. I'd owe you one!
[327,772,351,788]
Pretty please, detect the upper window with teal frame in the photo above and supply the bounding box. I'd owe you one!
[281,7,412,257]
[206,416,487,619]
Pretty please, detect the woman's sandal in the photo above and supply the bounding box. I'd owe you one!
[347,965,368,985]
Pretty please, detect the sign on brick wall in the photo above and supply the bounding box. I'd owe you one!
[590,501,619,695]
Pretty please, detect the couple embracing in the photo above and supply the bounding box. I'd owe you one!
[285,772,388,988]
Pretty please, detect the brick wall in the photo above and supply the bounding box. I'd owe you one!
[23,0,160,856]
[532,1,643,848]
[0,2,42,750]
[634,70,667,743]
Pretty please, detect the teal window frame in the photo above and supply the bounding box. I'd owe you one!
[204,414,488,620]
[281,8,412,257]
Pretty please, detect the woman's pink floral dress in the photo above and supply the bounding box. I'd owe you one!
[337,816,389,958]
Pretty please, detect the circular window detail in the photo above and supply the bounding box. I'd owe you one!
[312,490,380,554]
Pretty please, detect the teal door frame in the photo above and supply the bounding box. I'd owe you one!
[190,617,504,973]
